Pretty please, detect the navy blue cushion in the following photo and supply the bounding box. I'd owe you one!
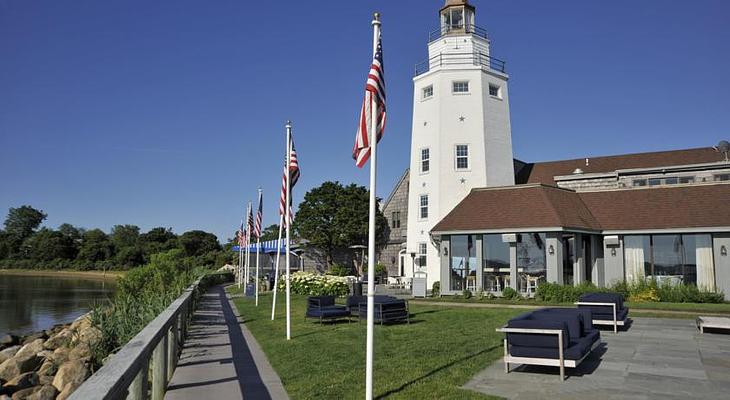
[530,310,582,340]
[506,319,570,349]
[306,306,350,318]
[509,341,590,361]
[532,308,594,335]
[589,307,629,322]
[308,296,335,308]
[583,329,600,345]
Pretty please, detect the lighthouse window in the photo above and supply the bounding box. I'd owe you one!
[421,148,430,173]
[422,85,433,99]
[456,145,469,170]
[489,84,501,98]
[419,195,429,219]
[452,81,469,93]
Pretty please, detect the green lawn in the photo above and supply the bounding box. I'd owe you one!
[229,289,521,399]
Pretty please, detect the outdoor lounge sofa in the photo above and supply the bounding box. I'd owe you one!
[496,308,602,380]
[575,292,629,333]
[347,295,410,324]
[305,296,351,323]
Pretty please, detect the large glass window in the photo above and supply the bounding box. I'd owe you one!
[624,234,715,289]
[450,235,477,291]
[517,233,546,292]
[482,234,510,292]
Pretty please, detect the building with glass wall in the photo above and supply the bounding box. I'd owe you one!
[430,169,730,299]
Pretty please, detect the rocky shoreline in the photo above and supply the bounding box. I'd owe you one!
[0,314,100,400]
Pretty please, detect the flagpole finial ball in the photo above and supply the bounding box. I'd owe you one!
[373,12,380,23]
[285,120,292,128]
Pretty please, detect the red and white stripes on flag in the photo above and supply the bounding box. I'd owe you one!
[246,205,254,241]
[352,36,386,168]
[279,137,300,226]
[254,191,263,240]
[236,219,245,246]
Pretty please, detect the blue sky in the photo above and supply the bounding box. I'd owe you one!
[1,0,729,242]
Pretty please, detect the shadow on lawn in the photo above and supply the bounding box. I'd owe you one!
[375,344,501,399]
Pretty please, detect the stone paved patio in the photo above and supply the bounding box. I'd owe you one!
[464,317,730,400]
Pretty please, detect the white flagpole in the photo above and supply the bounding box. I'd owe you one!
[365,12,380,400]
[271,214,284,320]
[255,188,262,306]
[245,202,252,289]
[285,120,292,341]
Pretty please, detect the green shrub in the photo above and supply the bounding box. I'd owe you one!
[462,289,472,299]
[431,281,440,297]
[328,263,352,276]
[475,290,485,300]
[501,287,521,300]
[278,271,349,296]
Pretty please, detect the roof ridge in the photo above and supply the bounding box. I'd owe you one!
[528,146,714,166]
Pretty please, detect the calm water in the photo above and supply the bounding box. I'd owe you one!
[0,273,116,337]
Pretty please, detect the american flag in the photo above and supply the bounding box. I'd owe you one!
[247,204,254,239]
[253,191,263,240]
[352,36,386,168]
[236,219,245,246]
[279,136,300,226]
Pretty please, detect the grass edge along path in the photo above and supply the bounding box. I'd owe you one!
[412,299,730,319]
[228,288,515,400]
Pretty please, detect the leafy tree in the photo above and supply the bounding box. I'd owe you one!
[58,223,84,242]
[77,229,114,262]
[3,205,47,255]
[178,230,220,257]
[115,246,146,267]
[260,224,280,242]
[0,231,10,259]
[140,227,178,254]
[110,225,140,249]
[294,181,388,267]
[22,228,77,261]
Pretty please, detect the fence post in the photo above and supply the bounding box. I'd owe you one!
[152,334,168,400]
[167,325,175,381]
[125,357,149,400]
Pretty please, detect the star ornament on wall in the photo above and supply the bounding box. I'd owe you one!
[459,116,465,122]
[460,178,466,184]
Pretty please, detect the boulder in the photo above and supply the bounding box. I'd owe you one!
[10,386,40,400]
[36,361,56,378]
[27,385,57,400]
[0,340,45,381]
[74,327,101,349]
[20,334,46,346]
[67,344,91,362]
[42,330,72,351]
[0,394,9,400]
[0,347,20,365]
[69,315,91,333]
[0,336,18,347]
[2,372,39,393]
[50,348,69,366]
[52,360,88,393]
[37,376,52,388]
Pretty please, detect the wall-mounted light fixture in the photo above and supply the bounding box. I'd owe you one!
[611,248,617,256]
[443,246,449,256]
[722,245,728,257]
[548,245,554,255]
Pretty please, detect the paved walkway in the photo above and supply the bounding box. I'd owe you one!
[165,285,288,400]
[464,318,730,399]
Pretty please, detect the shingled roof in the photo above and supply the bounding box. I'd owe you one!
[431,182,730,234]
[431,184,600,233]
[517,147,724,185]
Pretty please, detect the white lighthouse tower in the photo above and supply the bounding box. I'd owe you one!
[406,0,515,287]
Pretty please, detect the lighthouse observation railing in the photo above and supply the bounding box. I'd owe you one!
[414,51,506,76]
[428,24,489,42]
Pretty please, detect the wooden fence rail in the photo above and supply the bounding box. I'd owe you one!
[69,279,202,400]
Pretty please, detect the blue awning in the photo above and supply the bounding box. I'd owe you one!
[232,238,296,254]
